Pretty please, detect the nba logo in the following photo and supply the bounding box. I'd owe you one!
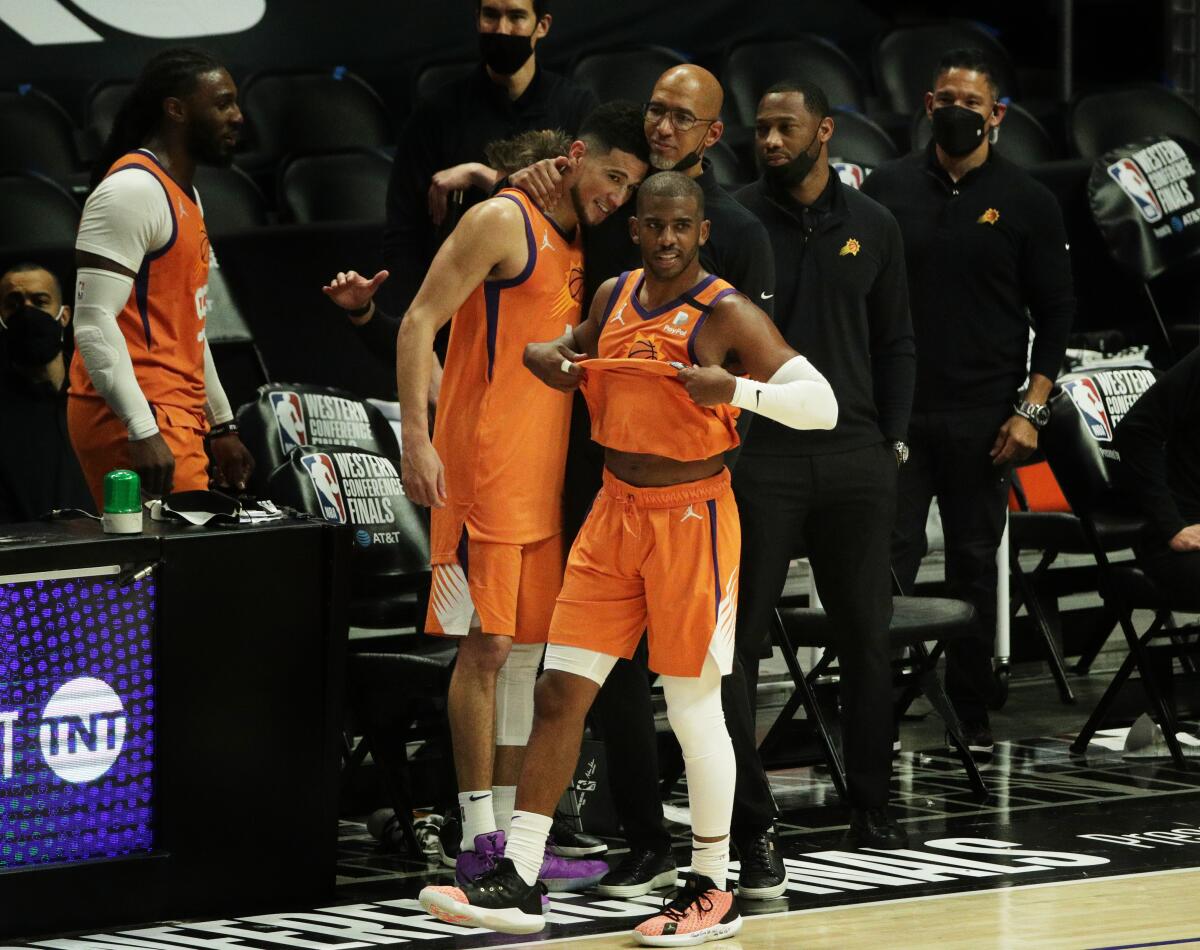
[834,162,865,190]
[1107,158,1163,223]
[302,453,347,523]
[270,391,307,452]
[1064,379,1113,442]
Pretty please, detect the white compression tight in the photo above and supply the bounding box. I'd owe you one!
[544,644,735,886]
[494,642,545,746]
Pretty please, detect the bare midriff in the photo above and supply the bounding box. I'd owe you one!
[603,447,726,488]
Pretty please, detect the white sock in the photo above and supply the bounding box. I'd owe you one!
[492,784,517,835]
[507,809,553,886]
[691,836,730,891]
[458,790,497,849]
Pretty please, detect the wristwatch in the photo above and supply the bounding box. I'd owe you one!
[1013,400,1050,429]
[892,441,909,466]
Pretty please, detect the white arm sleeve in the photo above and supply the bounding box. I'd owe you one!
[73,267,159,441]
[729,354,839,431]
[75,163,174,270]
[203,337,233,426]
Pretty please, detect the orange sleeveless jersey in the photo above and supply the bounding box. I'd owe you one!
[432,189,584,546]
[580,269,741,462]
[69,150,211,415]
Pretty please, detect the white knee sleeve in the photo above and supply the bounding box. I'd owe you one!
[543,643,618,687]
[494,642,545,746]
[661,657,735,839]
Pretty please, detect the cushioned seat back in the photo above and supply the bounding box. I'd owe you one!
[573,45,687,105]
[829,109,898,189]
[911,101,1055,167]
[1070,85,1200,161]
[268,445,429,591]
[725,36,866,125]
[195,165,269,235]
[1043,364,1160,517]
[279,149,391,223]
[85,80,134,146]
[0,172,80,250]
[875,22,1018,114]
[0,90,80,177]
[237,383,400,493]
[415,61,476,101]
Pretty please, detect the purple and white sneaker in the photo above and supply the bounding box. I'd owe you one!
[456,830,505,885]
[539,849,610,892]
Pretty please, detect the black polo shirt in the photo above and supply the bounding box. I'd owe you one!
[382,63,597,313]
[0,368,93,521]
[735,171,915,456]
[862,143,1074,410]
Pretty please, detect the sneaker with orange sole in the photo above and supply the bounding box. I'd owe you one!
[633,872,743,946]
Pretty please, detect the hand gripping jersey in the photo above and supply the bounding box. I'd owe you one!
[579,269,741,462]
[432,188,584,549]
[69,150,210,415]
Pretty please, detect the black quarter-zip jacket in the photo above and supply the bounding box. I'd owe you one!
[862,143,1075,411]
[734,171,916,456]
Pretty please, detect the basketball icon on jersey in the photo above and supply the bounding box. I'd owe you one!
[1064,378,1113,442]
[1108,157,1164,223]
[629,337,659,360]
[270,390,308,452]
[302,452,347,523]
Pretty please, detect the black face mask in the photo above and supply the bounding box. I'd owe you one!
[2,304,64,368]
[763,127,822,190]
[931,104,988,157]
[479,32,534,76]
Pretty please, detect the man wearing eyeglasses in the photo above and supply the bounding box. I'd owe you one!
[516,64,784,902]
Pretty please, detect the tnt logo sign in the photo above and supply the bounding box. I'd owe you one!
[37,678,127,784]
[270,390,308,452]
[1108,157,1164,223]
[834,162,866,189]
[1064,378,1113,441]
[302,452,347,524]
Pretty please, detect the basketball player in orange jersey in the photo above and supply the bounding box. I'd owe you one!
[68,48,254,504]
[420,172,837,943]
[396,102,649,891]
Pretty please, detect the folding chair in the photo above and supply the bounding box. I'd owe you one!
[761,577,989,803]
[1042,386,1200,767]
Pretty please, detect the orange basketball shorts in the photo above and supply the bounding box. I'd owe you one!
[549,467,739,678]
[425,507,564,643]
[67,395,209,509]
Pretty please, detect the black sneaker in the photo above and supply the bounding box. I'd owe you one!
[436,814,462,868]
[948,720,995,756]
[734,827,787,900]
[842,807,909,850]
[633,873,742,946]
[549,814,608,857]
[419,857,546,935]
[597,847,678,897]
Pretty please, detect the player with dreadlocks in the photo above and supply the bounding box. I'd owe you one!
[68,47,255,504]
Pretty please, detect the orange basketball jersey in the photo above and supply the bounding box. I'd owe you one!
[432,188,584,549]
[580,269,741,462]
[69,150,211,415]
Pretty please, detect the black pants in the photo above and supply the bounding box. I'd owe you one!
[892,406,1012,724]
[1137,541,1200,601]
[733,443,897,809]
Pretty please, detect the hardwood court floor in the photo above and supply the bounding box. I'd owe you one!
[526,867,1200,950]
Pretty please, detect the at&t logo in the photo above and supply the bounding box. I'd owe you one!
[0,677,127,785]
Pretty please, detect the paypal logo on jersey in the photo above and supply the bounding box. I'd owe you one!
[270,390,308,452]
[302,452,347,524]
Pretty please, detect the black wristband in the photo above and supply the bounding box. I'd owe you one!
[346,301,372,318]
[208,421,239,439]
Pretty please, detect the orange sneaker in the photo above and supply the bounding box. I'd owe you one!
[633,873,743,946]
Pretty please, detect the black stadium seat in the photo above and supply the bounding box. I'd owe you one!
[706,140,750,188]
[195,165,269,236]
[911,100,1056,167]
[0,172,80,251]
[414,60,477,101]
[828,108,898,176]
[238,69,393,171]
[874,21,1019,114]
[1068,84,1200,160]
[724,36,867,126]
[0,89,81,178]
[84,79,134,149]
[237,382,401,496]
[278,149,391,224]
[572,45,687,105]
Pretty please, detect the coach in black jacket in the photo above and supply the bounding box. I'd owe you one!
[734,80,915,847]
[862,49,1074,751]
